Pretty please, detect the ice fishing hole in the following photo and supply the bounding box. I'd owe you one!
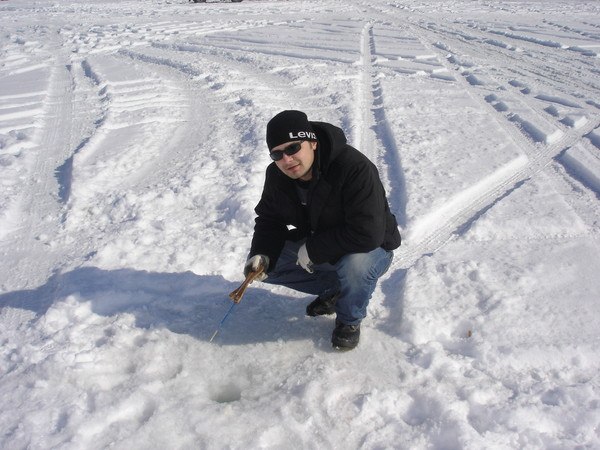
[211,383,242,403]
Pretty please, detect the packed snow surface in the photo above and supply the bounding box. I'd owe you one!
[1,0,600,448]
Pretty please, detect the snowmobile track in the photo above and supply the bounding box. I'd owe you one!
[389,23,600,270]
[356,22,408,227]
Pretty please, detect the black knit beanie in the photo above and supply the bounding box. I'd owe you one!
[266,110,317,150]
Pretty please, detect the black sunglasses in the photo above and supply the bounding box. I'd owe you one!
[269,141,304,161]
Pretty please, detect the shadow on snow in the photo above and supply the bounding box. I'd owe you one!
[0,267,334,346]
[378,268,408,339]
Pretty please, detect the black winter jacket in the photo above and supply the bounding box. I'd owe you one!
[250,121,401,272]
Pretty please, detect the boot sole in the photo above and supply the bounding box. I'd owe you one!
[331,337,359,350]
[306,309,335,317]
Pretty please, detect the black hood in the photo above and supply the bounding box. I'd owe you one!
[310,121,348,174]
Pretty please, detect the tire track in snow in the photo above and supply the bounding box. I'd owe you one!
[355,23,377,163]
[388,26,600,270]
[419,19,600,111]
[356,22,408,227]
[353,5,600,270]
[64,54,190,205]
[1,55,76,294]
[558,139,600,199]
[49,49,201,279]
[413,13,600,195]
[55,58,108,204]
[421,24,600,200]
[392,118,600,270]
[394,10,600,155]
[65,18,272,58]
[425,38,569,153]
[0,81,47,238]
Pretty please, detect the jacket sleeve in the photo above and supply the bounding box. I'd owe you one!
[306,161,387,264]
[249,168,290,272]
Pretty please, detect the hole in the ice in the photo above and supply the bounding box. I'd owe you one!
[211,383,242,403]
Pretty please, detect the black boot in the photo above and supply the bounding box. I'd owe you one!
[331,320,360,350]
[305,291,340,317]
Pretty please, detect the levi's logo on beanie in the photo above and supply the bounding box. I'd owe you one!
[266,110,317,150]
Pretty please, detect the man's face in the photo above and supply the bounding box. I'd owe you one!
[272,140,317,181]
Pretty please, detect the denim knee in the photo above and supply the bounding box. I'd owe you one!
[332,248,393,324]
[335,248,393,284]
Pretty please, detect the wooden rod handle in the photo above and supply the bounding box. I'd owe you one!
[228,267,264,303]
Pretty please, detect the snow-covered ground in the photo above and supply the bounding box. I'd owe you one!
[1,0,600,448]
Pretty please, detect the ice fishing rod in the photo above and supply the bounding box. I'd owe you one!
[209,267,265,342]
[209,302,237,342]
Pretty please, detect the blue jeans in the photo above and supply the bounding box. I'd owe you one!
[262,240,393,325]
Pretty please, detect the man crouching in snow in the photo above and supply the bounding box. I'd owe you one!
[244,110,401,350]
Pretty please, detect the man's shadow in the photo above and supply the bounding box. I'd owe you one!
[0,267,333,345]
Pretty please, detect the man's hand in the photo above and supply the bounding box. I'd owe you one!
[297,244,314,273]
[244,255,269,281]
